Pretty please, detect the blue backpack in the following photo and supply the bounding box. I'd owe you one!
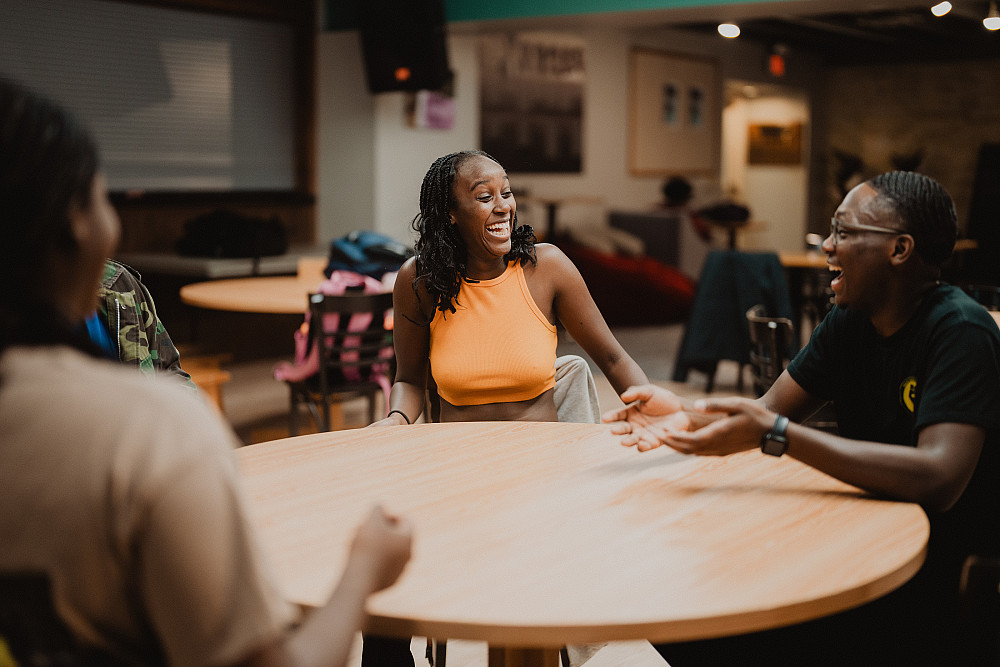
[325,230,413,279]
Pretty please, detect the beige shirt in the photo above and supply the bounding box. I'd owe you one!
[0,346,298,666]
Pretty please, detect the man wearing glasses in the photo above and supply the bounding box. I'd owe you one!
[605,171,1000,665]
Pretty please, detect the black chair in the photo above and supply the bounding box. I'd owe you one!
[745,304,838,432]
[0,572,128,666]
[959,554,1000,664]
[745,304,795,398]
[285,290,394,434]
[674,251,794,393]
[964,284,1000,311]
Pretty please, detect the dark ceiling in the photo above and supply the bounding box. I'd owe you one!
[673,3,1000,66]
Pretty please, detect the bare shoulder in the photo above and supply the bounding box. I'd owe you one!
[394,257,433,318]
[533,242,575,274]
[393,258,419,305]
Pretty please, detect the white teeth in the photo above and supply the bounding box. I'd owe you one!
[828,264,842,272]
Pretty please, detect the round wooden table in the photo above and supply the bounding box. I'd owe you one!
[180,275,322,314]
[236,422,928,667]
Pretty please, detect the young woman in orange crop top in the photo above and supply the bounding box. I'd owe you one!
[372,150,649,425]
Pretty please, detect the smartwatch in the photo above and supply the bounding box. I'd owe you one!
[760,414,790,457]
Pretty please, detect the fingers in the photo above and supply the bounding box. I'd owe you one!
[618,384,656,405]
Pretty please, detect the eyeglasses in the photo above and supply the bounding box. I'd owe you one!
[829,218,909,247]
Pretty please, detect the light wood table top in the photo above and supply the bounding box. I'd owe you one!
[779,251,830,269]
[237,422,928,666]
[180,275,322,314]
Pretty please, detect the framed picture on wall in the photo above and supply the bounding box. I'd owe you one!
[628,48,720,176]
[479,32,585,173]
[747,123,803,165]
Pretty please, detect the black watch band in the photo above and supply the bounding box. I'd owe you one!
[760,414,790,457]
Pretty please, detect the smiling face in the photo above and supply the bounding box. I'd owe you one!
[449,154,514,274]
[823,183,905,313]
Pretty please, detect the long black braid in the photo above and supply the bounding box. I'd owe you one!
[411,150,537,317]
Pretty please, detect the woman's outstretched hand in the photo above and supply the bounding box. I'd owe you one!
[601,384,693,452]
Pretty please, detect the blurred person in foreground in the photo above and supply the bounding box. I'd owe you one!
[605,171,1000,666]
[0,76,411,667]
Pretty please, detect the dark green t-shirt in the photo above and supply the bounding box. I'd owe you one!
[787,283,1000,561]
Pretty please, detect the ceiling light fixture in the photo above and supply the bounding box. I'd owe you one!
[930,1,952,16]
[718,23,741,38]
[985,0,1000,30]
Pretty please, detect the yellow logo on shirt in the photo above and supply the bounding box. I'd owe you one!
[900,376,917,413]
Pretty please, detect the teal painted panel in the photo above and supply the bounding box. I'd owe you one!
[446,0,765,22]
[325,0,793,31]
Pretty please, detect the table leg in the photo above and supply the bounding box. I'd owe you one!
[488,646,561,667]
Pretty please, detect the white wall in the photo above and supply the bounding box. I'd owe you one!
[317,31,376,243]
[722,89,810,253]
[317,24,823,254]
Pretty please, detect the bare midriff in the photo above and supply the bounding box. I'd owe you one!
[440,387,557,423]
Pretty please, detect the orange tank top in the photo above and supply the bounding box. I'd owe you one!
[429,261,557,406]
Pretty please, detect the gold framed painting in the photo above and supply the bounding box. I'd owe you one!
[747,123,803,165]
[627,48,720,176]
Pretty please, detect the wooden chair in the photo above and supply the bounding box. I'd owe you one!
[285,290,394,434]
[0,572,128,666]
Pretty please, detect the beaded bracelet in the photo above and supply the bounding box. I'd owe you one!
[387,409,411,424]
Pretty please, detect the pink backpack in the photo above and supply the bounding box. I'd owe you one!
[273,271,394,403]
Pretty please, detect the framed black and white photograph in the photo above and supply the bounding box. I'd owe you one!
[479,32,585,173]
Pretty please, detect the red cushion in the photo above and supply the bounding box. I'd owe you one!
[555,239,695,326]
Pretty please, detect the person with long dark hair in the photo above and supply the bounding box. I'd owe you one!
[374,150,648,427]
[0,77,412,667]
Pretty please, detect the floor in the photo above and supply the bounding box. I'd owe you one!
[210,323,753,666]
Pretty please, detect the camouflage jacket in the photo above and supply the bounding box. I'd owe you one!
[98,260,195,388]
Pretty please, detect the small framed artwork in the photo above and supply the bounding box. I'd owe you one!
[628,48,720,176]
[747,123,803,165]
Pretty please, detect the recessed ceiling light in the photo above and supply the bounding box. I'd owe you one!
[930,1,952,17]
[986,0,1000,30]
[718,23,741,38]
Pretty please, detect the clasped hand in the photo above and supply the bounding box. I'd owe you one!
[601,384,774,456]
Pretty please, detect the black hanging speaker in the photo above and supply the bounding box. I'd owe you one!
[358,0,450,94]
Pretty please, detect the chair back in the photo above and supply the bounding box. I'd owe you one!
[746,304,795,398]
[308,290,395,429]
[0,572,125,666]
[964,284,1000,311]
[959,555,1000,663]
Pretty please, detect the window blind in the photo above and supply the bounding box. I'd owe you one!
[1,0,295,191]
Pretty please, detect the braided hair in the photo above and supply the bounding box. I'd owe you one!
[0,77,102,357]
[866,171,957,268]
[411,150,536,315]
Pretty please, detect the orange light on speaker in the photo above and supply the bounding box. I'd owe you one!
[769,53,786,77]
[394,67,412,82]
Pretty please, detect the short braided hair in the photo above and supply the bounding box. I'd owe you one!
[411,150,536,315]
[866,171,957,268]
